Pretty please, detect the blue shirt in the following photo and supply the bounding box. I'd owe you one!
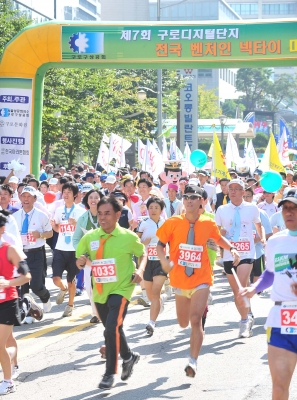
[164,198,181,217]
[254,209,272,259]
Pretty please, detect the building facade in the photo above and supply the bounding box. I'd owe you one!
[226,1,297,19]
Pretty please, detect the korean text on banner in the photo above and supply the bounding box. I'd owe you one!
[212,132,230,180]
[0,78,33,180]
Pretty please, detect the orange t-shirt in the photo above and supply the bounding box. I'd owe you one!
[156,214,221,290]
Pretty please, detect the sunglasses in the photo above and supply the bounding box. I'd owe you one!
[182,194,202,200]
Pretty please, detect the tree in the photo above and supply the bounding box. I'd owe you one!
[0,0,31,58]
[263,73,297,111]
[198,85,221,118]
[221,99,245,118]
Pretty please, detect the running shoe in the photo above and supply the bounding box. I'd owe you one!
[0,380,15,394]
[11,366,19,380]
[62,305,73,317]
[99,345,106,359]
[23,294,44,321]
[238,319,253,338]
[137,297,151,307]
[90,316,100,324]
[75,288,84,296]
[23,316,35,324]
[185,359,197,378]
[98,374,114,390]
[164,284,172,298]
[56,288,68,305]
[43,298,52,314]
[248,313,255,333]
[146,322,154,336]
[121,352,140,381]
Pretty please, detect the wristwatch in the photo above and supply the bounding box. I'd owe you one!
[229,246,236,252]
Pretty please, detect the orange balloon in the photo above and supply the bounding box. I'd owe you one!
[44,191,56,204]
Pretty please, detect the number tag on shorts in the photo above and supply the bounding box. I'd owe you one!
[177,244,203,269]
[91,258,117,283]
[21,233,36,246]
[59,221,75,237]
[280,303,297,334]
[230,237,250,256]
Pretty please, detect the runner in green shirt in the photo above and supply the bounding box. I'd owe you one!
[76,196,146,390]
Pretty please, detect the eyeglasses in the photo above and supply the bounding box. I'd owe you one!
[182,194,202,200]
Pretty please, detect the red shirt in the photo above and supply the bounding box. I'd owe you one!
[0,243,17,303]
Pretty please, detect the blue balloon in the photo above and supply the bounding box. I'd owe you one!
[260,171,282,192]
[190,149,207,168]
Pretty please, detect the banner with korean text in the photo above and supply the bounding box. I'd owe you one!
[0,78,32,180]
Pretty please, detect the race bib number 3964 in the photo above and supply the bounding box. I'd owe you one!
[177,244,203,269]
[91,258,117,283]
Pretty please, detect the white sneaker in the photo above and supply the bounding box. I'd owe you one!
[43,299,52,313]
[24,316,35,324]
[0,380,15,394]
[238,319,253,338]
[146,322,155,336]
[11,366,19,380]
[56,288,68,305]
[62,305,73,317]
[160,294,167,314]
[185,359,197,378]
[164,284,172,298]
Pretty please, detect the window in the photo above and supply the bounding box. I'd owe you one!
[76,7,96,20]
[230,3,258,15]
[79,0,97,15]
[198,69,212,78]
[263,4,297,14]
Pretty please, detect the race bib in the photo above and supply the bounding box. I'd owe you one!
[177,243,203,269]
[91,258,117,283]
[252,230,256,239]
[280,303,297,334]
[230,237,250,256]
[21,233,37,246]
[59,221,75,237]
[147,244,165,260]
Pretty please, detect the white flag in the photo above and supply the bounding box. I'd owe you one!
[162,137,168,161]
[109,133,132,168]
[245,139,258,174]
[144,139,163,179]
[152,139,161,155]
[96,141,109,170]
[244,138,248,159]
[102,133,109,143]
[138,139,146,166]
[176,145,184,161]
[183,142,195,174]
[225,132,242,167]
[169,139,177,160]
[278,127,290,166]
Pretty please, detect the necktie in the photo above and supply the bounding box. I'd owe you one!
[223,194,228,205]
[94,234,112,294]
[170,201,175,216]
[21,213,29,234]
[64,205,75,244]
[140,201,147,216]
[231,206,241,242]
[185,223,195,277]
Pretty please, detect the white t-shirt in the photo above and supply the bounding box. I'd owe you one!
[5,214,23,250]
[269,210,285,231]
[215,201,261,261]
[202,183,217,204]
[13,207,52,249]
[257,201,278,218]
[54,204,85,251]
[265,230,297,328]
[137,217,165,248]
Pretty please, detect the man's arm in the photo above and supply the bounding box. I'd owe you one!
[157,241,172,273]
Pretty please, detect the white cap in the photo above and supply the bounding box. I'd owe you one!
[188,178,199,186]
[228,178,245,188]
[21,186,37,196]
[81,183,94,193]
[8,176,19,184]
[48,178,58,185]
[106,175,117,184]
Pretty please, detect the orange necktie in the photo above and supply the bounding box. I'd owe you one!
[94,234,112,294]
[223,194,228,205]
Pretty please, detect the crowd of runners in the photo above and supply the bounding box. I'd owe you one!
[0,161,297,398]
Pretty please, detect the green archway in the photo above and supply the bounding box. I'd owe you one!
[0,19,297,176]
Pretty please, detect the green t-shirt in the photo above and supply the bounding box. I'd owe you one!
[76,223,145,304]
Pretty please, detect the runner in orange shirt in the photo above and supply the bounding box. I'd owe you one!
[156,185,240,378]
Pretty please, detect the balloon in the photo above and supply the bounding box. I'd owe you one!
[260,171,282,192]
[190,149,207,168]
[44,191,56,204]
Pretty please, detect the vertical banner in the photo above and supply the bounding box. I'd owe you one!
[0,78,33,179]
[178,69,198,152]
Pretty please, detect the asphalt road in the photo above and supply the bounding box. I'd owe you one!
[2,252,297,400]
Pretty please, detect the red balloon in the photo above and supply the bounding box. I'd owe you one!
[44,191,56,204]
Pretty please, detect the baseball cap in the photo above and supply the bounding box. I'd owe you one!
[77,183,83,191]
[197,169,209,177]
[106,175,116,184]
[184,185,203,196]
[286,170,294,176]
[21,186,37,196]
[8,176,19,184]
[168,183,178,191]
[253,168,263,176]
[112,190,127,201]
[188,178,199,186]
[228,178,245,189]
[100,174,107,182]
[48,178,58,185]
[279,188,297,207]
[85,172,94,179]
[81,183,94,193]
